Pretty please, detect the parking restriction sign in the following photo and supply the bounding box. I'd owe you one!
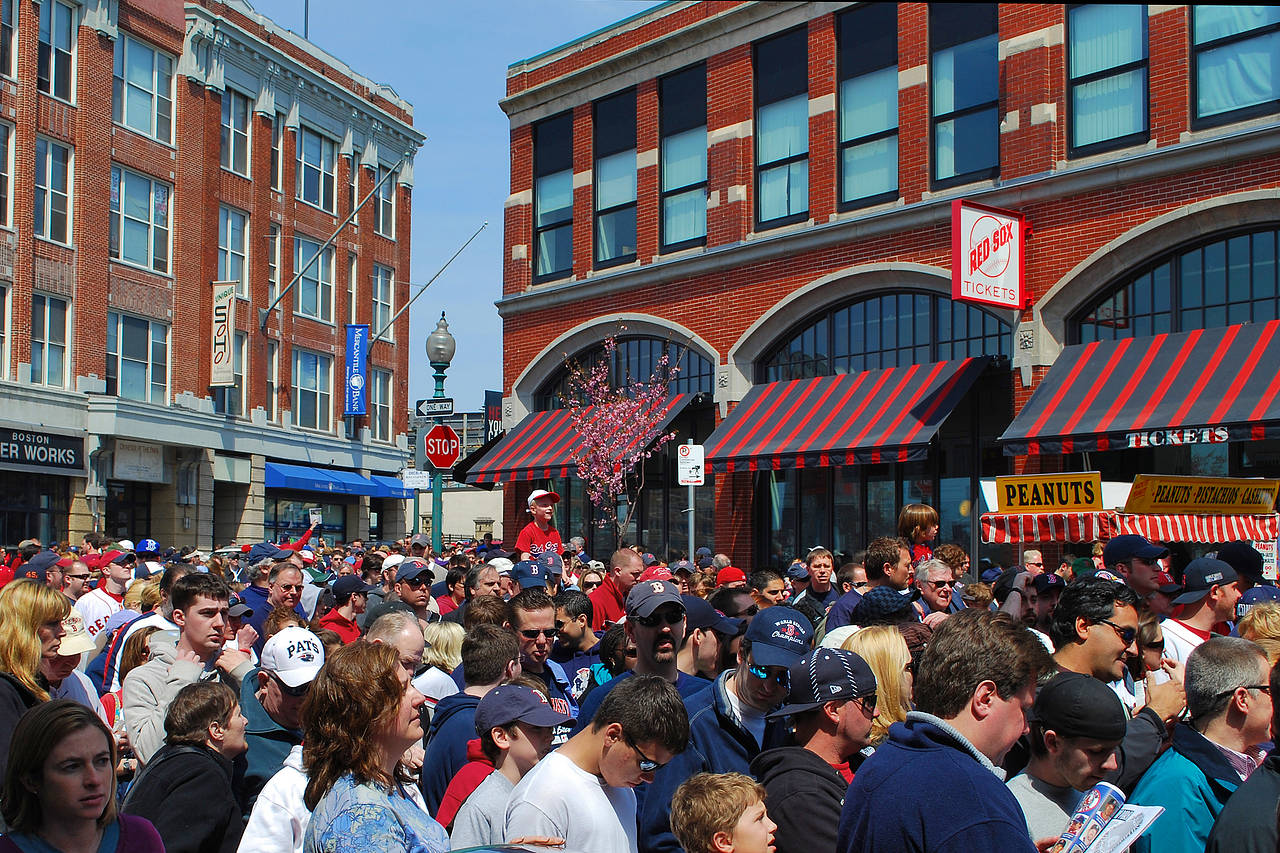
[677,444,705,486]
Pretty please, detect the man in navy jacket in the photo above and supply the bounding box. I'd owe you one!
[836,609,1053,853]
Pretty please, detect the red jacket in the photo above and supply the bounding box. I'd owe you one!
[589,574,626,631]
[317,609,361,644]
[435,738,493,828]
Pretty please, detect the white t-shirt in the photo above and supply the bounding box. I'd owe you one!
[75,588,124,640]
[505,751,637,853]
[1160,618,1208,666]
[724,682,767,748]
[412,666,459,711]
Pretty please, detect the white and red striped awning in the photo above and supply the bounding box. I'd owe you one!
[981,511,1279,544]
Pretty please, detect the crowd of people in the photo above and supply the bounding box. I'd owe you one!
[1,494,1279,853]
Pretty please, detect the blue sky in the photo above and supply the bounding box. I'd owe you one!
[247,0,660,413]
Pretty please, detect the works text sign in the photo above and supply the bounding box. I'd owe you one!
[996,472,1104,513]
[0,427,86,476]
[951,199,1029,310]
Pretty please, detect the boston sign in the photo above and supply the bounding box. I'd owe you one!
[951,199,1029,310]
[0,426,86,476]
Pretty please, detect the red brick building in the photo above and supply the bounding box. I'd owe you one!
[1,0,422,548]
[483,2,1280,569]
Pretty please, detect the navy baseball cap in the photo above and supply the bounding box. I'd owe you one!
[512,560,549,590]
[785,562,809,581]
[227,592,254,618]
[1216,542,1269,585]
[1102,534,1168,567]
[332,575,377,598]
[1032,572,1065,595]
[669,559,697,576]
[744,606,813,667]
[682,594,742,635]
[1172,557,1238,606]
[695,547,713,558]
[768,648,876,718]
[1238,585,1280,619]
[1032,672,1127,741]
[626,579,684,618]
[537,551,565,576]
[474,683,573,734]
[17,550,59,583]
[395,559,435,584]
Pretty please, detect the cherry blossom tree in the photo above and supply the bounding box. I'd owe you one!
[563,335,680,545]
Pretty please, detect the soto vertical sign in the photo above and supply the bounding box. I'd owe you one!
[210,281,238,386]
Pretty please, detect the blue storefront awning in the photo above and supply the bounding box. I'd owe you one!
[264,462,381,497]
[371,474,413,500]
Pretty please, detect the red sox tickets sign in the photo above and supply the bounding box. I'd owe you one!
[951,199,1029,310]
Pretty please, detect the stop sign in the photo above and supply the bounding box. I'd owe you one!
[423,424,461,470]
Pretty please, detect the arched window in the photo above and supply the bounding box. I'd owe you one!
[535,336,715,411]
[1072,225,1280,343]
[759,290,1011,382]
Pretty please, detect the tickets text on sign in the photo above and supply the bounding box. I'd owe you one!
[950,199,1027,310]
[1124,474,1280,514]
[996,472,1104,513]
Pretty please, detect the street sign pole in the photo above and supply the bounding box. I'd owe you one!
[413,422,425,535]
[430,374,446,553]
[687,439,695,560]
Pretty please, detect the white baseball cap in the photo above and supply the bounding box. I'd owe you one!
[58,611,96,657]
[382,554,405,570]
[116,539,136,552]
[260,627,325,687]
[527,489,560,506]
[488,557,515,576]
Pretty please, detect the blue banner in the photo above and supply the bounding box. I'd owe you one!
[344,324,369,416]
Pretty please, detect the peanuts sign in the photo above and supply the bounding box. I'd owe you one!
[951,199,1028,310]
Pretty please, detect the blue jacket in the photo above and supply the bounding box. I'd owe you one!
[1129,722,1242,853]
[836,712,1037,853]
[571,670,710,736]
[238,670,302,816]
[419,691,479,817]
[825,589,863,631]
[639,672,785,853]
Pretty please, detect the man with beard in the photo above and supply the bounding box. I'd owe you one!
[573,580,711,734]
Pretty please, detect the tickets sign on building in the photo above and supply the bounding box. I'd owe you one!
[996,472,1104,513]
[951,199,1029,310]
[1124,474,1279,514]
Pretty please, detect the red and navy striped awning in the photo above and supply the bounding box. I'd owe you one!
[1001,320,1280,455]
[704,357,990,472]
[463,394,692,485]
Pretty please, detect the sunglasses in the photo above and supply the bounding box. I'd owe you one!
[747,663,790,688]
[623,732,666,772]
[66,574,91,581]
[582,581,602,592]
[635,609,684,628]
[1216,684,1273,698]
[733,604,760,618]
[1095,618,1137,647]
[928,579,957,589]
[271,674,311,698]
[855,693,878,714]
[276,583,304,592]
[519,628,558,640]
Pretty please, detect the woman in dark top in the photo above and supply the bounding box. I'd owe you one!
[0,699,164,852]
[0,579,71,778]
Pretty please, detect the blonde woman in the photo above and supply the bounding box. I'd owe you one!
[842,625,913,759]
[1238,601,1280,666]
[0,579,70,777]
[415,621,465,713]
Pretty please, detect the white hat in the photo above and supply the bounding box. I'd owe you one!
[116,539,136,552]
[527,489,560,506]
[58,611,97,657]
[382,554,405,570]
[260,627,325,687]
[488,557,514,575]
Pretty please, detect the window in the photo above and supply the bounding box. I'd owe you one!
[371,367,392,442]
[838,4,898,207]
[220,88,250,175]
[293,236,333,322]
[0,285,8,378]
[29,293,67,387]
[1192,6,1280,126]
[532,112,573,281]
[37,0,74,102]
[372,264,393,340]
[292,349,331,431]
[106,311,167,403]
[347,252,357,323]
[2,0,16,79]
[535,337,716,411]
[374,165,395,238]
[110,166,170,273]
[1068,5,1148,154]
[218,206,248,297]
[594,89,637,267]
[1073,226,1280,342]
[659,65,707,252]
[754,28,809,227]
[271,113,286,190]
[296,127,336,212]
[267,224,280,304]
[112,35,173,144]
[0,123,10,227]
[761,291,1012,382]
[213,331,246,416]
[34,137,70,243]
[930,4,999,187]
[266,340,279,422]
[346,156,357,221]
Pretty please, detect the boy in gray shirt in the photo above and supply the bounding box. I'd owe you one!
[1006,672,1129,843]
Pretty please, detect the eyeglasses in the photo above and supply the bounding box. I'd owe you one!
[519,628,558,640]
[1095,618,1138,647]
[1216,684,1273,698]
[853,581,870,590]
[66,574,91,581]
[623,732,667,772]
[276,583,304,592]
[582,581,602,592]
[636,609,684,628]
[928,580,957,589]
[747,663,790,688]
[855,693,878,715]
[1027,561,1044,567]
[271,674,311,698]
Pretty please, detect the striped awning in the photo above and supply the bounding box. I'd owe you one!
[1002,320,1280,455]
[704,357,990,472]
[981,511,1278,544]
[463,394,693,485]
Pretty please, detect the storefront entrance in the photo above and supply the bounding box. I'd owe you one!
[0,472,70,547]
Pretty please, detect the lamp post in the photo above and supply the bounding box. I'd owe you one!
[425,312,455,553]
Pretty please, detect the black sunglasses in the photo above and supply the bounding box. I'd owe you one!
[1216,684,1273,698]
[271,674,311,698]
[1095,618,1137,647]
[623,732,666,772]
[635,608,684,628]
[519,628,558,640]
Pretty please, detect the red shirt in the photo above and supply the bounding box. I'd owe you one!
[317,609,361,644]
[435,739,494,830]
[589,575,626,632]
[515,522,563,559]
[437,595,461,615]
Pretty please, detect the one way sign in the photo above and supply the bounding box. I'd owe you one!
[416,397,454,417]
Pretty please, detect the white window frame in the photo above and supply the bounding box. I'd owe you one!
[267,224,280,305]
[30,292,69,387]
[1,0,16,80]
[35,136,71,244]
[106,310,168,404]
[370,367,392,442]
[374,165,395,238]
[371,263,393,341]
[213,331,246,416]
[293,236,333,323]
[347,251,358,324]
[270,112,286,190]
[37,0,76,104]
[110,165,171,273]
[266,340,279,422]
[220,88,251,176]
[295,126,336,212]
[0,283,9,380]
[113,34,174,144]
[218,205,249,297]
[292,348,332,432]
[0,122,11,228]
